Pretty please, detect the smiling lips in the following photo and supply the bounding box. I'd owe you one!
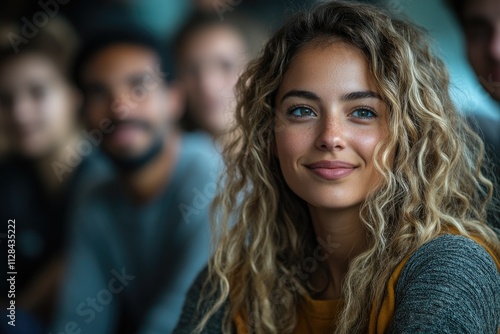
[305,160,356,180]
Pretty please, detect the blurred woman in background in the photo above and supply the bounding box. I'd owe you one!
[174,1,500,333]
[174,12,264,143]
[0,18,109,330]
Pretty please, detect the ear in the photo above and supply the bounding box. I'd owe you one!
[164,80,185,122]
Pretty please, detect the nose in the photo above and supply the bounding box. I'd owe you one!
[489,25,500,62]
[315,114,346,151]
[109,90,138,120]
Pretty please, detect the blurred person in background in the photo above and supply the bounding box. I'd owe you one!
[174,12,264,143]
[445,0,500,228]
[52,28,221,334]
[0,18,110,332]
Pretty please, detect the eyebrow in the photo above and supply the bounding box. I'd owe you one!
[280,89,382,103]
[341,91,382,101]
[280,90,321,103]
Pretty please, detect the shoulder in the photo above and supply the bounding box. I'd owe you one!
[400,234,499,275]
[173,266,227,334]
[390,234,500,333]
[181,132,222,162]
[175,132,223,188]
[397,234,499,298]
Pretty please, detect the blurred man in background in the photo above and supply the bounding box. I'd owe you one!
[174,12,264,143]
[446,0,500,227]
[52,29,220,334]
[0,18,110,332]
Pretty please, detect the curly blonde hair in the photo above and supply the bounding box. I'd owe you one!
[195,1,500,333]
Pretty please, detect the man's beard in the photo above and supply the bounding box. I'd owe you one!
[104,119,165,173]
[107,134,164,173]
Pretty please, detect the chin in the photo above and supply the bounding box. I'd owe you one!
[106,136,164,172]
[104,142,142,156]
[308,202,362,212]
[296,192,362,212]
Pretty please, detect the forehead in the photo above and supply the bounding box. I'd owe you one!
[82,44,160,84]
[180,25,246,57]
[277,41,377,99]
[0,54,61,89]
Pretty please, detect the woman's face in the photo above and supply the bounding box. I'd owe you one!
[0,54,78,158]
[178,25,247,136]
[274,41,390,211]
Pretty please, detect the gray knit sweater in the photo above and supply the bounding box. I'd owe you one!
[173,234,500,333]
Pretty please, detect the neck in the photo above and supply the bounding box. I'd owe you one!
[308,204,367,300]
[120,130,181,205]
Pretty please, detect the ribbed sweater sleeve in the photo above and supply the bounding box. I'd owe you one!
[388,234,500,334]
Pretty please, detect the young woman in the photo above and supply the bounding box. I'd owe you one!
[174,1,500,333]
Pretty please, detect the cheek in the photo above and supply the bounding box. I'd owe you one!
[43,90,73,124]
[144,92,169,123]
[30,98,59,133]
[275,126,312,168]
[350,128,388,171]
[354,133,380,160]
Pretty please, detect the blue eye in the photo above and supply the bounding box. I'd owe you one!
[351,108,376,118]
[288,106,316,118]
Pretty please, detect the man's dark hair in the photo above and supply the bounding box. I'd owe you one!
[72,27,170,91]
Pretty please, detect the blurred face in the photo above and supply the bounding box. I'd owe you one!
[0,54,77,158]
[82,44,173,163]
[274,42,390,211]
[462,0,500,101]
[178,25,247,135]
